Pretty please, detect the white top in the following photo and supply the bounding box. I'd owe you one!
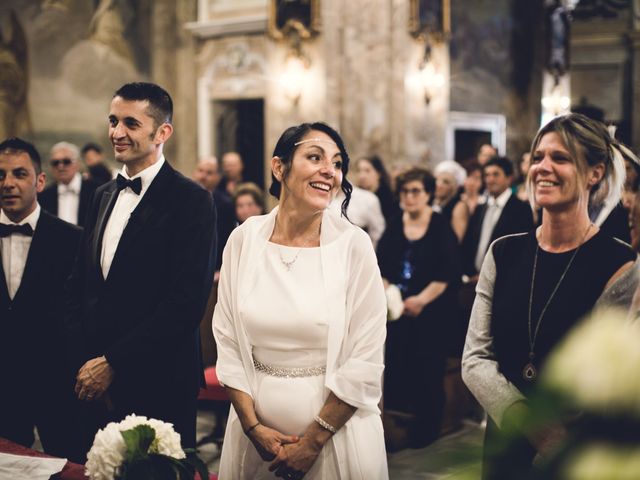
[57,173,81,225]
[475,187,512,272]
[1,205,40,299]
[329,187,386,248]
[244,243,328,367]
[101,156,165,278]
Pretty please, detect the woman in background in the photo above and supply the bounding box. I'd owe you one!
[377,167,460,448]
[460,161,484,216]
[233,182,265,224]
[356,154,400,223]
[434,160,470,242]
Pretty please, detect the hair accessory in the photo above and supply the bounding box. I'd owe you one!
[294,138,337,146]
[314,415,337,434]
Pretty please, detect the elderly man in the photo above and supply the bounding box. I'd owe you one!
[39,141,97,226]
[216,151,244,200]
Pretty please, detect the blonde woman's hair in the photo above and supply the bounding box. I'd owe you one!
[526,113,639,211]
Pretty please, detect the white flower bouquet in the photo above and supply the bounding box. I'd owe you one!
[492,308,640,479]
[85,414,208,480]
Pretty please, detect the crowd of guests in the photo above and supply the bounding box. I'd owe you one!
[2,79,640,479]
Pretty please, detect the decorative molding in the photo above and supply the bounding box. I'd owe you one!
[185,14,267,39]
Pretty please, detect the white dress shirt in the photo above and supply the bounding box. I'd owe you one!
[329,187,386,248]
[57,172,82,225]
[101,156,165,278]
[1,205,40,299]
[474,188,512,272]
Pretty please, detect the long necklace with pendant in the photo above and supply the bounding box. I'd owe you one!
[523,224,592,381]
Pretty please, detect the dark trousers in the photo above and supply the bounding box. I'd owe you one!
[0,376,82,461]
[384,317,446,447]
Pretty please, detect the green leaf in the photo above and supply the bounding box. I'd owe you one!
[121,425,156,461]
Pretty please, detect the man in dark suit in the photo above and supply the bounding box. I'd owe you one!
[67,83,216,454]
[0,137,82,458]
[192,155,235,279]
[462,156,534,278]
[39,141,98,227]
[456,157,534,352]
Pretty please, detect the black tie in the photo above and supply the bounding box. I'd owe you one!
[0,223,34,237]
[116,174,142,195]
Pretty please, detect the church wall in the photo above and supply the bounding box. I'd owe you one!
[3,0,637,187]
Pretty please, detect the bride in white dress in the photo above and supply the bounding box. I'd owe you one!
[213,122,388,479]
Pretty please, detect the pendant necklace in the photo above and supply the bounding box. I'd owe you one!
[279,248,301,271]
[275,215,320,271]
[523,224,592,381]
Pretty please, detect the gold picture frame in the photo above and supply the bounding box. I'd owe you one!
[268,0,321,40]
[409,0,451,39]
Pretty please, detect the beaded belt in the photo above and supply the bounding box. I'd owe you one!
[253,358,326,378]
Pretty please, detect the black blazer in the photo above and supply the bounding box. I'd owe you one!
[65,161,215,440]
[213,189,235,271]
[39,178,98,227]
[0,211,81,389]
[462,193,534,275]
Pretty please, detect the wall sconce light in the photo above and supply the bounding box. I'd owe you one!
[280,49,310,103]
[541,74,570,125]
[541,85,570,113]
[418,43,444,104]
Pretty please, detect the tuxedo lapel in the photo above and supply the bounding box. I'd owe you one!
[11,213,51,304]
[104,163,174,282]
[51,188,59,216]
[93,185,119,279]
[79,181,90,226]
[0,252,9,304]
[490,196,514,242]
[472,204,488,248]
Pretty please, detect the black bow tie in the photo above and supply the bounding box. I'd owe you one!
[116,175,142,195]
[0,223,34,237]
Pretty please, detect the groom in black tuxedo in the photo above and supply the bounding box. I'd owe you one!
[0,138,81,458]
[67,83,215,454]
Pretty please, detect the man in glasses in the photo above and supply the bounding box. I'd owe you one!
[66,82,216,458]
[0,137,82,459]
[38,141,97,226]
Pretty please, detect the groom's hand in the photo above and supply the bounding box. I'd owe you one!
[75,355,114,401]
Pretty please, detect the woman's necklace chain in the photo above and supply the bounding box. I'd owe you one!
[279,249,301,271]
[523,224,593,382]
[275,216,320,271]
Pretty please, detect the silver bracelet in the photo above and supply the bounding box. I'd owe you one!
[313,415,337,434]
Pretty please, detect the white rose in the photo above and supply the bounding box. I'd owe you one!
[542,308,640,414]
[147,418,185,459]
[85,414,186,479]
[562,443,640,480]
[85,422,127,480]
